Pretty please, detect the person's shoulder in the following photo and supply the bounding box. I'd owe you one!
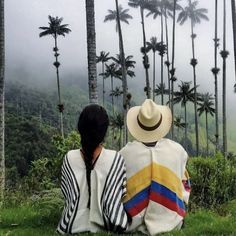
[161,138,188,159]
[65,149,81,162]
[120,140,142,152]
[161,138,187,153]
[102,148,125,164]
[102,148,117,156]
[67,149,80,156]
[102,148,123,159]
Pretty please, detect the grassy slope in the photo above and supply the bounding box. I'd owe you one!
[0,200,236,236]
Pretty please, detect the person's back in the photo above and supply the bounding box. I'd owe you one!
[57,104,128,234]
[120,99,190,235]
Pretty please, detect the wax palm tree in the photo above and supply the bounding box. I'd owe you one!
[231,0,236,92]
[104,1,132,144]
[163,0,182,106]
[177,0,209,155]
[170,0,178,139]
[154,83,169,103]
[145,37,162,101]
[104,4,133,31]
[110,113,124,149]
[110,86,123,107]
[112,54,136,82]
[0,0,5,205]
[174,116,186,131]
[96,51,110,106]
[102,63,119,116]
[39,15,71,138]
[174,116,186,141]
[85,0,98,104]
[211,0,220,152]
[172,81,195,150]
[111,54,136,70]
[220,0,229,158]
[128,0,156,98]
[147,1,170,104]
[197,93,215,156]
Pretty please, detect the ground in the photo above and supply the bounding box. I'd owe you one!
[0,200,236,236]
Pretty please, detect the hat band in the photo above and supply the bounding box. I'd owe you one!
[137,114,162,131]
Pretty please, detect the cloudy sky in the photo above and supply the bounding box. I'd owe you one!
[5,0,236,113]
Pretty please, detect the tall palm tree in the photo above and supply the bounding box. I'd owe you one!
[154,83,169,102]
[96,51,110,106]
[231,0,236,91]
[147,1,170,105]
[163,0,181,106]
[174,116,186,142]
[104,4,133,31]
[177,0,209,156]
[197,93,215,156]
[220,0,229,158]
[146,37,163,101]
[0,0,5,205]
[104,1,132,144]
[172,81,195,150]
[85,0,98,104]
[211,0,220,152]
[39,15,71,138]
[110,113,124,149]
[102,63,119,116]
[170,0,178,139]
[111,54,136,70]
[113,54,136,80]
[110,86,123,106]
[128,0,155,98]
[174,116,186,133]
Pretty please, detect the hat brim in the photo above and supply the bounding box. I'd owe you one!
[127,104,172,143]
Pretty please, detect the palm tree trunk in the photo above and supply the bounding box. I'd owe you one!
[54,37,64,139]
[140,7,151,99]
[231,0,236,88]
[214,0,219,152]
[206,112,209,156]
[111,76,114,116]
[165,6,171,106]
[102,62,105,107]
[85,0,98,104]
[170,0,177,139]
[119,127,122,150]
[153,51,156,101]
[184,104,187,150]
[0,0,4,206]
[115,0,128,144]
[190,1,199,156]
[161,8,164,105]
[222,0,228,158]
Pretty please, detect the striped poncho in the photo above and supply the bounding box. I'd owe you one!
[120,138,191,236]
[57,148,128,234]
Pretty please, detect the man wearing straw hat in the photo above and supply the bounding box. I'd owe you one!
[120,99,191,235]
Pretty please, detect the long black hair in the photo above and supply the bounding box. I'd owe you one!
[77,104,109,208]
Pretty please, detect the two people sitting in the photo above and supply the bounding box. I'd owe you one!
[57,99,191,235]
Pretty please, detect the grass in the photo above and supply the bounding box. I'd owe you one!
[0,200,236,236]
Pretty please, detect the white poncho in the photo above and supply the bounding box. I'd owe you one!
[57,148,128,234]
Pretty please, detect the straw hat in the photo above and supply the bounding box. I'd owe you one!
[127,99,172,143]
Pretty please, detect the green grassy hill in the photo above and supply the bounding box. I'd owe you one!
[1,199,236,236]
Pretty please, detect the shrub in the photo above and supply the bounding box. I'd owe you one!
[20,131,81,194]
[32,188,64,226]
[188,152,236,210]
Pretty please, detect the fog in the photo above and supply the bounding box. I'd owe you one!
[5,0,236,116]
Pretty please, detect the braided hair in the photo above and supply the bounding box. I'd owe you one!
[77,104,109,208]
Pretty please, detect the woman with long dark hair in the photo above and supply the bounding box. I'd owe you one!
[57,104,128,234]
